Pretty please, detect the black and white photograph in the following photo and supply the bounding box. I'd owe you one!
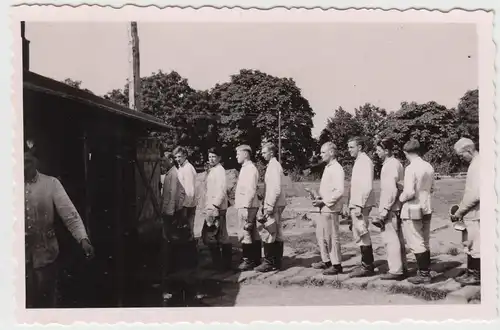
[11,5,497,324]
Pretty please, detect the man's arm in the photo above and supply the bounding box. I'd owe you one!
[51,178,88,243]
[244,167,259,208]
[212,167,227,209]
[457,163,480,216]
[264,162,282,210]
[162,172,175,215]
[379,162,400,214]
[321,165,344,208]
[399,166,415,203]
[181,166,196,205]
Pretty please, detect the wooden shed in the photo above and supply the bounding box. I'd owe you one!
[23,70,168,307]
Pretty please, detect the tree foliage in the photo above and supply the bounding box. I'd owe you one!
[62,78,94,94]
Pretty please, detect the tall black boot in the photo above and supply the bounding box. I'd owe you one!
[408,251,431,284]
[238,244,256,271]
[275,241,284,270]
[221,243,233,271]
[349,245,375,278]
[456,254,473,281]
[457,257,480,286]
[251,240,263,267]
[207,244,222,270]
[255,243,277,273]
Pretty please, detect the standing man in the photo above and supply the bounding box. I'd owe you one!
[24,141,94,308]
[234,145,262,271]
[254,142,287,272]
[347,136,377,278]
[202,147,232,271]
[451,138,480,286]
[173,146,198,265]
[399,139,435,284]
[161,152,186,243]
[374,138,407,280]
[310,142,345,275]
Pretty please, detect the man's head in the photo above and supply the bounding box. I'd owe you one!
[375,137,396,161]
[347,136,364,158]
[454,138,477,163]
[24,151,38,181]
[320,142,336,163]
[403,139,421,160]
[173,146,188,166]
[207,147,222,167]
[236,145,252,164]
[163,152,176,169]
[261,142,277,162]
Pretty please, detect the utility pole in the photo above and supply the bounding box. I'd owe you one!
[128,22,141,111]
[278,109,282,163]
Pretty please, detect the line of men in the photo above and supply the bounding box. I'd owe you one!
[160,135,480,286]
[312,136,480,286]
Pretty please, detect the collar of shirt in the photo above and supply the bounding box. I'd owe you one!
[356,152,367,161]
[242,160,253,168]
[325,159,338,168]
[25,171,39,185]
[383,156,395,166]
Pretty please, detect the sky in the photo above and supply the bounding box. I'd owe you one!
[25,22,478,137]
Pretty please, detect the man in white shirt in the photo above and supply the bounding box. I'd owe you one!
[201,147,232,271]
[173,146,199,268]
[173,146,198,239]
[452,138,480,286]
[234,144,262,271]
[310,142,345,275]
[254,142,287,272]
[347,136,377,278]
[399,139,435,284]
[374,138,407,280]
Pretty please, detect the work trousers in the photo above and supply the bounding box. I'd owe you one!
[402,214,431,254]
[238,208,260,244]
[257,206,285,244]
[315,212,342,265]
[25,261,58,308]
[381,211,407,275]
[351,207,373,246]
[463,219,480,258]
[201,210,230,245]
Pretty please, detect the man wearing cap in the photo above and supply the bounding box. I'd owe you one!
[201,147,232,271]
[234,144,262,271]
[254,142,287,272]
[451,138,480,286]
[310,142,345,275]
[374,138,407,280]
[399,139,435,284]
[24,141,94,308]
[347,136,377,278]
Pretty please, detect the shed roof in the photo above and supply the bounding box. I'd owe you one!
[23,70,170,131]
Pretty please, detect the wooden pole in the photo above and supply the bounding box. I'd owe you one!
[128,22,141,111]
[278,110,282,163]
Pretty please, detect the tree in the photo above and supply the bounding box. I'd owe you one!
[318,106,363,176]
[62,78,94,94]
[354,103,388,177]
[456,89,479,146]
[104,71,217,167]
[210,69,315,170]
[379,101,466,174]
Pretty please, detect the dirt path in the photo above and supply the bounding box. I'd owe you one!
[202,283,428,306]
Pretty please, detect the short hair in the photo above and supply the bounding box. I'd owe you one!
[236,144,252,155]
[454,137,475,153]
[348,136,365,150]
[376,138,396,152]
[262,142,277,156]
[403,139,421,154]
[173,146,187,156]
[207,147,222,157]
[163,151,175,162]
[321,141,337,153]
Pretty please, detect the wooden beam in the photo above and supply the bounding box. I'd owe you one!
[127,22,141,111]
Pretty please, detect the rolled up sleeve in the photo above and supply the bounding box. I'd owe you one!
[52,178,88,242]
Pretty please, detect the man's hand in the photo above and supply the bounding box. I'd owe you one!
[81,238,94,260]
[352,206,362,218]
[312,199,325,209]
[265,207,274,216]
[207,208,219,218]
[379,209,389,220]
